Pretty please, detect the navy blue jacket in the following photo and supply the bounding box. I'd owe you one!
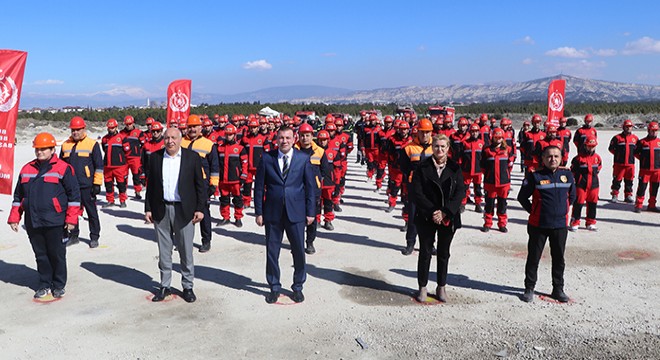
[517,166,576,229]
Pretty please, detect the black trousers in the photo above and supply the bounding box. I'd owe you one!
[416,221,455,288]
[305,196,321,244]
[524,224,567,290]
[405,201,418,246]
[28,225,67,290]
[200,197,211,244]
[69,187,100,241]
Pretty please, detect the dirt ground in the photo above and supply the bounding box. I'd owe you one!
[0,129,659,359]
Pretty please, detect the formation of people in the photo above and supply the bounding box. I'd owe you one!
[7,110,659,304]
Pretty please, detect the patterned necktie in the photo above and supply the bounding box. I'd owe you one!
[282,155,289,179]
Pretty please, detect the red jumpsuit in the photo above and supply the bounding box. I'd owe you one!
[101,132,129,203]
[384,133,411,208]
[241,132,270,207]
[334,130,353,196]
[376,126,395,189]
[320,145,342,222]
[120,127,145,195]
[570,151,602,227]
[574,126,597,153]
[362,124,381,180]
[481,145,513,229]
[460,137,485,206]
[608,132,638,199]
[557,127,572,165]
[522,129,546,172]
[217,139,249,220]
[634,136,660,210]
[329,136,347,205]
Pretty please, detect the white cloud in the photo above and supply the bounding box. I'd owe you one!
[553,60,607,78]
[91,86,151,98]
[242,59,272,70]
[515,36,535,45]
[34,79,64,85]
[592,48,617,57]
[522,58,533,65]
[545,47,589,58]
[622,36,660,55]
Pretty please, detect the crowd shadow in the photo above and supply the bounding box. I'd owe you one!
[307,263,413,296]
[598,216,660,227]
[80,261,159,292]
[184,264,268,297]
[116,224,156,242]
[316,231,401,252]
[213,226,265,246]
[340,194,380,203]
[390,268,522,298]
[101,208,146,221]
[0,260,38,290]
[340,215,403,231]
[341,200,387,212]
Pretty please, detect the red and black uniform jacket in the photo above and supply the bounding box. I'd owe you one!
[319,145,342,187]
[241,133,270,172]
[385,134,411,169]
[217,139,248,184]
[534,138,565,164]
[460,137,485,175]
[558,127,572,153]
[140,137,165,179]
[329,135,348,161]
[522,129,545,161]
[120,128,145,158]
[574,126,597,151]
[362,125,382,151]
[101,132,129,167]
[450,131,468,162]
[378,127,396,151]
[517,166,576,229]
[480,125,491,147]
[481,145,513,186]
[634,136,660,171]
[336,131,354,154]
[503,129,517,157]
[571,152,602,189]
[609,133,638,166]
[8,154,81,228]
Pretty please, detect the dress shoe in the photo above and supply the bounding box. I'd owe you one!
[292,290,305,303]
[475,204,483,213]
[89,239,99,248]
[234,219,243,227]
[66,234,79,247]
[401,244,414,256]
[333,204,342,212]
[217,219,231,226]
[199,242,211,253]
[416,287,428,302]
[436,286,447,302]
[551,287,569,303]
[265,291,279,304]
[323,221,334,231]
[152,287,171,302]
[385,205,395,213]
[182,288,196,303]
[305,242,316,254]
[119,201,127,208]
[521,288,534,303]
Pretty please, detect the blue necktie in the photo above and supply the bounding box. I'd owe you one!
[282,155,289,179]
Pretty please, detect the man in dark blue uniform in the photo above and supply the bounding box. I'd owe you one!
[517,146,576,303]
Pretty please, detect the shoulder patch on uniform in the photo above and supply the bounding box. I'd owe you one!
[560,175,568,183]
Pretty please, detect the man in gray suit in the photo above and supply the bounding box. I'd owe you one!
[145,128,206,303]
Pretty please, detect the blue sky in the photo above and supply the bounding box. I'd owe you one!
[5,0,660,99]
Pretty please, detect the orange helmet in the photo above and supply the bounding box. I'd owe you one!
[298,123,314,134]
[325,123,337,131]
[203,118,214,127]
[124,115,135,125]
[491,128,505,139]
[69,116,86,129]
[187,114,202,126]
[418,118,433,132]
[584,114,594,123]
[623,119,633,128]
[317,130,330,140]
[648,122,659,131]
[145,117,154,125]
[531,114,542,123]
[224,124,237,134]
[106,118,119,128]
[33,132,57,149]
[584,136,598,147]
[151,122,164,131]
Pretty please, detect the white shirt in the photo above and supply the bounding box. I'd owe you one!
[278,149,293,173]
[162,148,182,202]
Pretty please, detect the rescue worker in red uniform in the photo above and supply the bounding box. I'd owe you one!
[400,119,434,255]
[432,115,443,136]
[633,121,660,212]
[534,125,565,165]
[316,130,341,231]
[295,123,328,254]
[450,117,469,161]
[326,124,347,211]
[478,113,491,147]
[384,121,411,212]
[144,117,155,142]
[120,115,145,199]
[438,116,456,138]
[362,114,382,182]
[480,128,514,232]
[557,117,572,166]
[140,121,165,187]
[241,119,270,208]
[333,118,353,198]
[522,114,546,173]
[217,124,249,225]
[518,121,531,172]
[518,145,576,303]
[376,116,395,192]
[60,116,104,248]
[500,118,516,172]
[460,124,485,213]
[8,132,81,299]
[182,115,220,252]
[608,119,638,203]
[569,136,602,231]
[574,114,598,153]
[101,118,129,208]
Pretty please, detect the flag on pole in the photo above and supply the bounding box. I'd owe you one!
[166,79,191,127]
[0,50,28,195]
[547,79,566,127]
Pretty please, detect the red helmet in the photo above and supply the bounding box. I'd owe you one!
[224,124,237,134]
[33,132,57,149]
[584,136,598,147]
[325,117,335,125]
[69,116,86,130]
[178,118,187,129]
[443,116,453,124]
[334,119,344,126]
[458,117,469,126]
[411,126,419,135]
[106,118,119,128]
[500,118,511,127]
[584,114,594,123]
[491,128,504,139]
[559,116,568,124]
[151,122,164,131]
[298,123,314,134]
[218,116,228,124]
[369,114,379,121]
[259,117,268,125]
[124,115,135,125]
[203,118,214,127]
[397,121,410,130]
[648,122,659,131]
[418,118,433,132]
[325,123,337,131]
[480,113,489,121]
[623,119,633,128]
[546,125,558,133]
[187,114,202,126]
[317,130,330,140]
[325,114,334,121]
[145,117,154,125]
[469,124,481,132]
[531,114,542,123]
[384,115,393,123]
[213,114,220,119]
[523,121,531,126]
[434,117,444,125]
[248,119,259,127]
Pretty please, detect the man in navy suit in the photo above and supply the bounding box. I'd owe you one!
[255,126,316,303]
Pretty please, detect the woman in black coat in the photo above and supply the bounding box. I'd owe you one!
[410,134,465,302]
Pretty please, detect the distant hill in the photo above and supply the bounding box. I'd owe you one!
[19,75,660,109]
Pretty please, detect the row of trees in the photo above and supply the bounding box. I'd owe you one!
[20,101,660,126]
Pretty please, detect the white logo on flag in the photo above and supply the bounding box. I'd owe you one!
[549,90,564,112]
[0,69,18,113]
[169,90,189,112]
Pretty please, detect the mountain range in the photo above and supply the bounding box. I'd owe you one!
[20,75,660,109]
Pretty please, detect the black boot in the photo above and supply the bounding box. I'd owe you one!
[551,287,570,303]
[521,288,534,303]
[401,244,414,256]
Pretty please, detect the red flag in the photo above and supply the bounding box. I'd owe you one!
[0,50,28,195]
[166,79,191,127]
[547,79,566,127]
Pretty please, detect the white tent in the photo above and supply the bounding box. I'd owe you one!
[258,106,280,117]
